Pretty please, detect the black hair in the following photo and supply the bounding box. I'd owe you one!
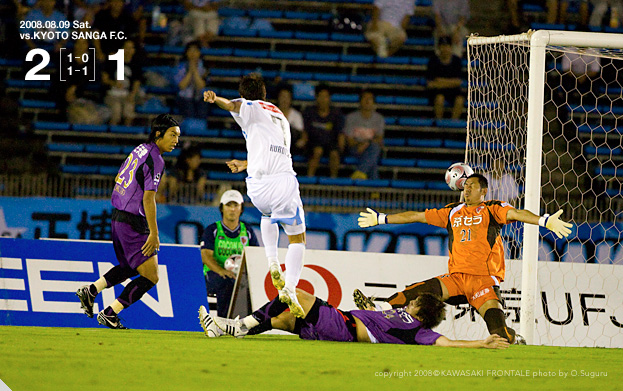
[438,35,452,46]
[239,73,266,101]
[174,145,201,172]
[148,114,180,142]
[315,84,331,96]
[414,293,446,329]
[184,40,201,59]
[359,88,374,101]
[467,173,488,189]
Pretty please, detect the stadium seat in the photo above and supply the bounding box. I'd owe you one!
[208,171,246,181]
[202,48,234,56]
[436,119,467,128]
[233,49,269,58]
[306,53,340,62]
[232,151,246,160]
[249,9,283,18]
[121,146,135,155]
[406,37,434,46]
[407,139,442,148]
[391,180,427,189]
[343,156,358,165]
[294,32,329,40]
[330,33,365,43]
[72,124,108,132]
[410,57,429,66]
[222,28,256,37]
[297,176,318,185]
[350,75,384,84]
[218,8,246,17]
[418,159,453,169]
[84,144,121,154]
[259,30,294,39]
[34,121,70,130]
[376,56,410,65]
[143,45,161,54]
[384,76,422,85]
[395,96,428,105]
[61,165,99,174]
[220,129,240,138]
[281,71,313,81]
[110,125,145,134]
[384,138,405,147]
[381,158,416,167]
[318,177,355,186]
[314,73,349,82]
[200,149,233,159]
[161,46,184,55]
[99,166,120,176]
[354,179,390,187]
[270,51,305,60]
[210,68,242,77]
[384,117,397,125]
[340,54,374,63]
[376,96,394,104]
[181,118,208,136]
[47,143,84,152]
[399,117,434,127]
[19,99,56,109]
[332,94,359,103]
[284,11,321,20]
[444,140,467,149]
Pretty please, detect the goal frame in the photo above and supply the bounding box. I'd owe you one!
[467,30,623,344]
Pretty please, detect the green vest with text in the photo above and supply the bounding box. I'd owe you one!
[203,221,249,275]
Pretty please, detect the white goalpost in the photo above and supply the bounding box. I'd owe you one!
[466,30,623,347]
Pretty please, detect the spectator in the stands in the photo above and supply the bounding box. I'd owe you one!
[560,47,601,106]
[589,0,623,28]
[182,0,221,48]
[432,0,469,57]
[72,0,106,23]
[554,0,589,27]
[166,146,208,202]
[365,0,416,58]
[19,0,69,53]
[276,86,305,156]
[102,39,143,126]
[426,36,464,120]
[344,90,384,180]
[174,40,208,119]
[303,85,345,178]
[92,0,137,61]
[62,38,110,125]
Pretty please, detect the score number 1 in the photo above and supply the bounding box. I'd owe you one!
[25,48,125,81]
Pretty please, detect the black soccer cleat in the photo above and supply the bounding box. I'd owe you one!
[76,285,95,318]
[353,289,376,311]
[514,333,527,345]
[97,310,128,329]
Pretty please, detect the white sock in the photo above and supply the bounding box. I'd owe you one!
[242,315,259,329]
[377,302,392,311]
[261,217,279,267]
[93,277,107,293]
[284,243,305,291]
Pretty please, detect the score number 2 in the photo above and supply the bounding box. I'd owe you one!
[25,48,125,81]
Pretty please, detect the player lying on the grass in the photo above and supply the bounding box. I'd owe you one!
[198,290,509,349]
[355,173,573,344]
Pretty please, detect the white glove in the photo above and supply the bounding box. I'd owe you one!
[358,208,387,228]
[539,209,573,239]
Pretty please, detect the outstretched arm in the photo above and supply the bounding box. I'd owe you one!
[226,159,248,173]
[507,208,573,239]
[358,208,426,228]
[434,334,509,349]
[203,90,242,113]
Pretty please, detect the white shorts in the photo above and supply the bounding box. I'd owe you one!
[246,173,306,235]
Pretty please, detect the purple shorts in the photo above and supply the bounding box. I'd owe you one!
[298,303,355,342]
[111,220,154,270]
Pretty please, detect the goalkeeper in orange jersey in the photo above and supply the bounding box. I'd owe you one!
[355,173,573,344]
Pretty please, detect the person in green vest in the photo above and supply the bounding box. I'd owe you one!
[200,190,259,317]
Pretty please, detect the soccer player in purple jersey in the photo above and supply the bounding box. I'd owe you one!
[76,114,180,329]
[199,291,508,349]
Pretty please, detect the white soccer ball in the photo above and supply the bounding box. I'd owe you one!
[445,162,474,191]
[224,254,242,274]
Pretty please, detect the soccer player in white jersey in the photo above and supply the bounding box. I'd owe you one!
[203,74,306,317]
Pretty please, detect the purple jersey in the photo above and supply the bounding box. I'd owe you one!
[111,142,165,216]
[351,308,442,345]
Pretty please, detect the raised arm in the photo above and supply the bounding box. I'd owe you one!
[203,90,242,113]
[433,334,509,349]
[506,208,573,239]
[358,208,427,228]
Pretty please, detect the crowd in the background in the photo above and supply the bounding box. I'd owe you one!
[1,0,613,190]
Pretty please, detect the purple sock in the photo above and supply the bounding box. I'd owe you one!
[251,296,289,323]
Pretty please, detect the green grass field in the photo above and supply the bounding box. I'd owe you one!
[0,326,621,391]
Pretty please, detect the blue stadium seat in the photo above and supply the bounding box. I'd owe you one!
[34,121,70,130]
[444,140,467,149]
[391,180,427,189]
[281,71,313,81]
[233,49,268,58]
[436,119,467,128]
[284,11,321,20]
[427,181,450,190]
[218,8,246,17]
[47,143,84,152]
[330,33,365,42]
[259,30,294,39]
[85,144,122,154]
[201,149,233,159]
[144,86,177,95]
[410,57,429,66]
[340,54,374,63]
[418,159,453,169]
[314,73,349,82]
[270,51,305,60]
[292,155,306,163]
[232,151,246,160]
[350,75,384,84]
[395,96,428,105]
[297,176,318,185]
[384,76,421,85]
[61,165,98,174]
[99,166,120,176]
[161,45,184,55]
[181,118,208,136]
[249,9,283,18]
[332,93,359,103]
[399,117,434,127]
[202,48,234,57]
[377,56,410,65]
[295,31,329,40]
[110,125,145,134]
[210,68,242,77]
[306,52,340,62]
[210,108,231,117]
[407,139,442,148]
[72,124,108,132]
[121,146,135,155]
[384,117,397,125]
[208,171,246,181]
[384,138,405,147]
[222,28,256,37]
[318,177,355,186]
[220,129,240,138]
[376,96,394,104]
[343,156,358,165]
[381,158,416,167]
[19,99,56,109]
[406,37,434,46]
[143,45,161,54]
[6,79,51,88]
[354,179,391,187]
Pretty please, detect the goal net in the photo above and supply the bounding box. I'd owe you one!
[449,31,623,347]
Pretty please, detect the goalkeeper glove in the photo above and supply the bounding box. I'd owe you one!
[539,209,573,239]
[358,208,387,228]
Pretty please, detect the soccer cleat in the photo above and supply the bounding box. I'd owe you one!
[97,310,128,329]
[269,263,285,290]
[198,305,223,338]
[213,315,248,338]
[76,285,95,318]
[278,287,305,318]
[353,289,376,311]
[514,333,527,345]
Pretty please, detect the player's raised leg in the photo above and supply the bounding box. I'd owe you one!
[260,216,284,290]
[278,208,306,317]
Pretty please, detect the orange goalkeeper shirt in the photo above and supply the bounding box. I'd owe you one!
[424,200,514,280]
